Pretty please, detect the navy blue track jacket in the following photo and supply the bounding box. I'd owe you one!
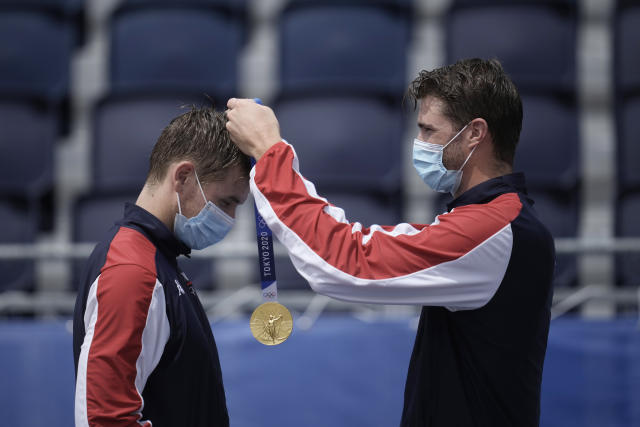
[400,174,555,426]
[250,142,555,427]
[73,203,229,426]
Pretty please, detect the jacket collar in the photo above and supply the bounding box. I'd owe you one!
[118,202,191,259]
[447,172,530,211]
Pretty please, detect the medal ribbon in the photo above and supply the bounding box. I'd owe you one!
[251,98,277,302]
[253,200,277,301]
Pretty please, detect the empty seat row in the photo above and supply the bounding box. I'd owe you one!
[2,0,637,292]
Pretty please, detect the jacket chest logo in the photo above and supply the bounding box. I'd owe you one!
[174,279,186,296]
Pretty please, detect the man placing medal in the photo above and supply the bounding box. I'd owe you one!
[225,59,555,427]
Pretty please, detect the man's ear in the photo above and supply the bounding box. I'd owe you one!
[172,161,195,193]
[467,118,489,150]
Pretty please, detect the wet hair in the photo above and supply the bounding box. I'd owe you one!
[408,58,523,165]
[147,106,250,184]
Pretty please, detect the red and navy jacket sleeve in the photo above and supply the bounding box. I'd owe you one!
[251,141,523,310]
[74,227,170,426]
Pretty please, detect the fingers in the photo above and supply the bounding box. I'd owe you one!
[226,98,257,110]
[224,116,233,131]
[224,97,282,160]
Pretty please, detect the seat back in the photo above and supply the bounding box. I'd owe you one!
[615,4,640,193]
[280,2,411,98]
[275,95,404,193]
[616,97,640,192]
[0,199,37,292]
[446,2,577,93]
[0,10,72,103]
[92,93,204,192]
[0,100,55,199]
[528,189,579,288]
[110,4,243,99]
[514,94,579,191]
[616,192,640,287]
[616,3,640,94]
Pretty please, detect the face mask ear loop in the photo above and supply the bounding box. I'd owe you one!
[194,170,208,204]
[442,123,470,151]
[176,192,183,215]
[459,142,479,172]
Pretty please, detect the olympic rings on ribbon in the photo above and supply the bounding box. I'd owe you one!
[262,291,277,299]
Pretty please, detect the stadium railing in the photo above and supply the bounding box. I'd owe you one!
[0,238,639,319]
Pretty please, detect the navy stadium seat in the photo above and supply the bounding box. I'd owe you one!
[279,1,411,97]
[0,100,55,202]
[529,189,579,288]
[616,192,640,288]
[0,10,73,103]
[0,0,85,42]
[73,193,138,248]
[616,96,640,192]
[109,2,245,98]
[614,0,640,290]
[0,198,36,292]
[615,2,640,94]
[446,2,577,93]
[514,94,580,191]
[92,92,205,193]
[73,192,128,291]
[0,2,80,134]
[73,192,216,290]
[0,0,84,17]
[275,95,404,193]
[615,3,640,192]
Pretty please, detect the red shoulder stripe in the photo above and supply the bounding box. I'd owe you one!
[86,227,156,426]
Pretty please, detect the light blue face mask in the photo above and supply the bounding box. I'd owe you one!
[173,171,235,250]
[412,123,476,196]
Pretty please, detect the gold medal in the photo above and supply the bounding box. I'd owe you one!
[250,302,293,346]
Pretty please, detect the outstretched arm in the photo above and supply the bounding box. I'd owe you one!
[225,99,521,310]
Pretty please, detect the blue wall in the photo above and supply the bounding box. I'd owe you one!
[0,316,638,427]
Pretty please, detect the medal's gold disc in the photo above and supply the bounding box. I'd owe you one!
[250,302,293,346]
